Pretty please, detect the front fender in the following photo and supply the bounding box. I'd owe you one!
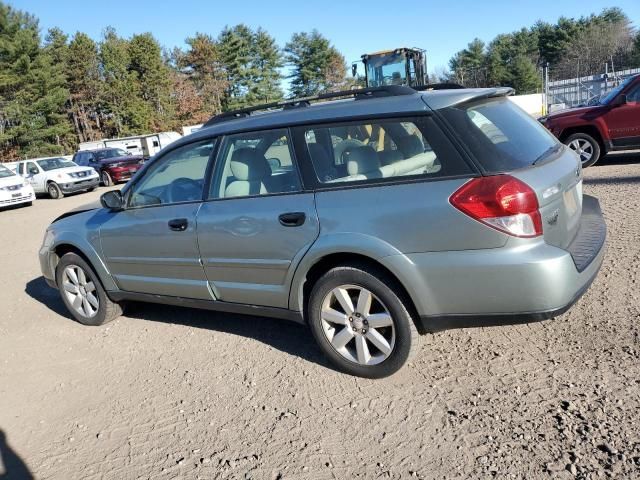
[48,210,118,291]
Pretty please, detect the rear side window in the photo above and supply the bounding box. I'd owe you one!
[440,98,558,172]
[297,117,472,185]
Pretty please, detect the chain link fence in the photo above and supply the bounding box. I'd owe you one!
[545,65,640,111]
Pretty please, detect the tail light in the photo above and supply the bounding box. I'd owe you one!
[450,175,542,238]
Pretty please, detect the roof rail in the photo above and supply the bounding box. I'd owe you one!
[203,85,416,127]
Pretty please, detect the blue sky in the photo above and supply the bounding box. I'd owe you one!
[15,0,640,74]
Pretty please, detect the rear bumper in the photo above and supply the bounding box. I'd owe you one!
[60,177,99,193]
[385,195,606,333]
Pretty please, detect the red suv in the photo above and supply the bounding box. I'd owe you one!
[540,74,640,167]
[72,148,144,186]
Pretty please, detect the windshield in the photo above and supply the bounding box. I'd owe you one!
[95,148,128,161]
[599,76,635,105]
[37,158,76,171]
[366,52,407,87]
[441,97,559,172]
[0,164,15,178]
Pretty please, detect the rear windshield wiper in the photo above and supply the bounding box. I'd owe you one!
[532,144,561,166]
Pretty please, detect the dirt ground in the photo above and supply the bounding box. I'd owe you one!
[1,153,639,480]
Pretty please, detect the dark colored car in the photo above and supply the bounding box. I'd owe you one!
[540,73,640,167]
[72,148,144,186]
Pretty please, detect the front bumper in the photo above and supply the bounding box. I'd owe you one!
[0,186,34,207]
[386,195,606,333]
[109,166,140,183]
[59,177,99,193]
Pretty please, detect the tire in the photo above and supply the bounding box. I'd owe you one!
[55,252,123,326]
[564,132,601,168]
[307,264,419,378]
[47,182,63,199]
[101,171,113,187]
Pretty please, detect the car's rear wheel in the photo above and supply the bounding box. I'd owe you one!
[308,264,419,378]
[564,132,601,168]
[101,171,113,187]
[47,182,63,199]
[56,252,123,326]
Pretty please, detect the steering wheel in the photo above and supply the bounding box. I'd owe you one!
[168,177,201,203]
[333,138,366,164]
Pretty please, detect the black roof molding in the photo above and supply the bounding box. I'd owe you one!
[203,85,417,127]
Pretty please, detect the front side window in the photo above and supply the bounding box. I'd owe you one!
[26,161,39,174]
[301,117,469,185]
[210,129,301,199]
[129,140,214,207]
[37,158,75,171]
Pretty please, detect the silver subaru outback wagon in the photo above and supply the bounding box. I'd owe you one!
[39,86,606,378]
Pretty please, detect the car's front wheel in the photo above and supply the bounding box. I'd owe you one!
[47,182,63,199]
[101,171,113,187]
[308,264,419,378]
[564,132,601,168]
[56,252,123,326]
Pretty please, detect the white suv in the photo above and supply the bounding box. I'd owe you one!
[14,157,99,199]
[0,163,34,208]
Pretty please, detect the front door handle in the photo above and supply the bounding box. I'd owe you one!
[168,218,188,231]
[278,212,306,227]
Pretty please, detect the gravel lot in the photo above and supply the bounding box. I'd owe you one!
[1,154,639,480]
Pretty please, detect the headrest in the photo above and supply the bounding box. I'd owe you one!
[397,135,424,158]
[230,148,271,181]
[346,146,380,176]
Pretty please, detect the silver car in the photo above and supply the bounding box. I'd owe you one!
[39,86,606,378]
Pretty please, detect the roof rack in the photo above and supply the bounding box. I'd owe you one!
[203,85,416,127]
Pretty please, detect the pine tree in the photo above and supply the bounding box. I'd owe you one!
[0,5,72,158]
[218,24,254,109]
[67,32,101,142]
[285,30,346,97]
[249,28,283,103]
[99,27,150,136]
[128,32,174,129]
[177,32,227,119]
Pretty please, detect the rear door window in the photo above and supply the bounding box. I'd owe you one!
[295,117,472,186]
[440,97,559,172]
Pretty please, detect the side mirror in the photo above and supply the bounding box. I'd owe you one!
[100,190,124,211]
[612,94,628,106]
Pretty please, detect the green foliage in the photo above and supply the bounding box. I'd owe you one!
[0,4,72,158]
[285,30,347,97]
[448,7,638,94]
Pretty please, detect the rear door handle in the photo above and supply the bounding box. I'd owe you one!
[278,212,306,227]
[168,218,188,231]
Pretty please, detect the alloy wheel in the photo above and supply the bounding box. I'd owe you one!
[320,284,395,366]
[62,265,99,318]
[568,138,593,164]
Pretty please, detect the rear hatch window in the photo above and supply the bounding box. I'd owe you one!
[440,97,560,173]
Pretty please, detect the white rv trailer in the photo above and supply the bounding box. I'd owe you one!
[78,131,181,158]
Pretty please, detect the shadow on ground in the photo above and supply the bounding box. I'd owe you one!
[0,430,33,480]
[25,276,331,371]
